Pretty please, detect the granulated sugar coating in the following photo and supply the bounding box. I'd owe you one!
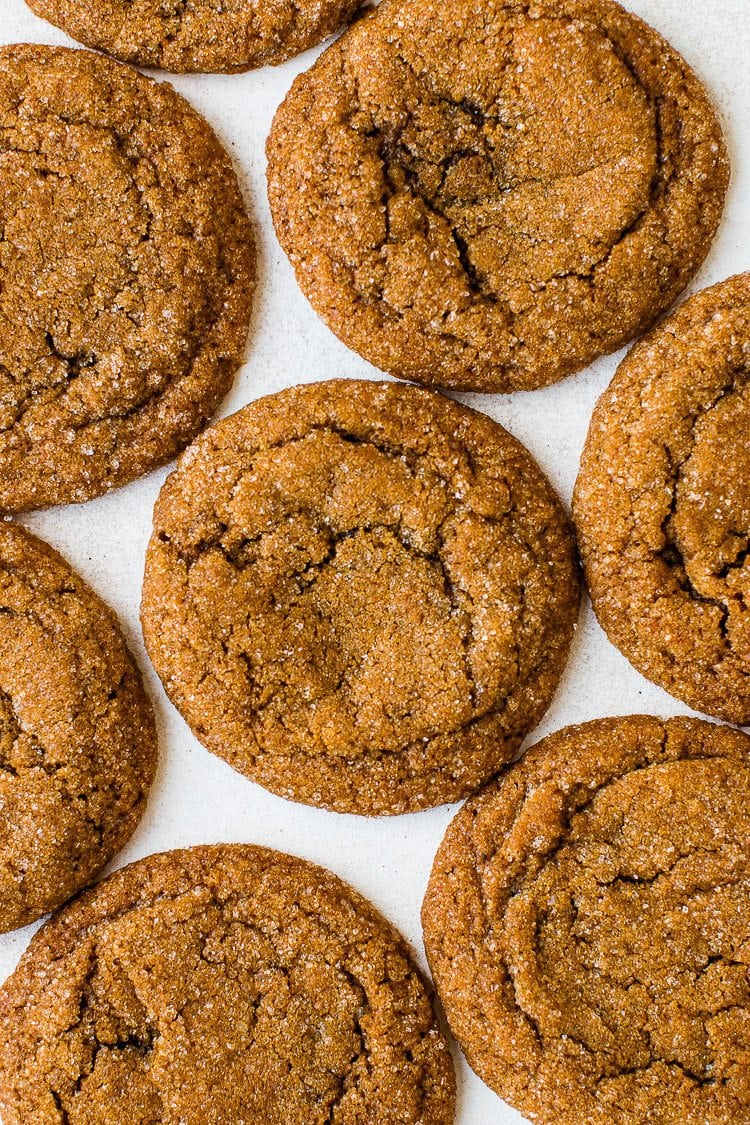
[267,0,728,393]
[0,45,255,513]
[574,274,750,724]
[141,379,580,815]
[423,715,750,1124]
[0,844,456,1123]
[0,522,157,934]
[25,0,364,73]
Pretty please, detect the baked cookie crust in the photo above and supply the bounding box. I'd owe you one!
[0,522,157,933]
[141,379,579,815]
[267,0,728,393]
[25,0,364,73]
[0,844,456,1123]
[424,715,750,1124]
[574,274,750,723]
[0,44,255,512]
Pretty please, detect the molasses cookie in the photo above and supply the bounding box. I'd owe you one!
[0,522,156,934]
[0,44,255,513]
[574,274,750,724]
[0,844,456,1123]
[25,0,363,74]
[267,0,728,393]
[423,715,750,1124]
[141,379,579,815]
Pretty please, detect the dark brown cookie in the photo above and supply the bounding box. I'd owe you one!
[574,274,750,724]
[141,379,579,815]
[423,715,750,1124]
[0,44,255,513]
[267,0,728,393]
[0,522,157,934]
[0,844,456,1123]
[25,0,363,74]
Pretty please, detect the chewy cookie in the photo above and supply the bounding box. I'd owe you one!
[0,44,255,513]
[25,0,363,74]
[0,522,156,934]
[141,379,579,815]
[574,274,750,724]
[423,715,750,1124]
[267,0,728,393]
[0,844,456,1123]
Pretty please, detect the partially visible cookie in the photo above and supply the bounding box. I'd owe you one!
[25,0,363,73]
[141,379,580,815]
[574,274,750,724]
[267,0,728,393]
[0,844,456,1123]
[0,522,157,934]
[0,44,255,513]
[423,715,750,1124]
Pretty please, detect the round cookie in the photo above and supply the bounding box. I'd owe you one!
[423,715,750,1124]
[0,844,456,1123]
[141,379,580,816]
[0,521,157,933]
[0,44,255,513]
[24,0,364,74]
[574,274,750,724]
[267,0,728,394]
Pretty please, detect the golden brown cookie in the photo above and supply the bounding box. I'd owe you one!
[574,274,750,724]
[423,715,750,1124]
[267,0,728,393]
[25,0,363,74]
[0,844,456,1123]
[141,379,579,815]
[0,522,157,934]
[0,44,255,513]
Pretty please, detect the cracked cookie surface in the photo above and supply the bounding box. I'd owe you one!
[267,0,728,393]
[574,274,750,723]
[0,44,255,513]
[0,844,456,1123]
[423,715,750,1124]
[0,522,157,934]
[141,379,579,815]
[25,0,364,74]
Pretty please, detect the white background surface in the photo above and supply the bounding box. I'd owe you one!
[0,1,748,1121]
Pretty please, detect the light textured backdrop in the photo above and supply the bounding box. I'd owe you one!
[0,1,747,1120]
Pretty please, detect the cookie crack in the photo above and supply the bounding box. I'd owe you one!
[207,519,483,743]
[469,727,738,1053]
[0,578,147,873]
[361,16,668,315]
[49,947,163,1120]
[0,109,235,441]
[43,894,424,1120]
[656,369,749,640]
[0,683,63,780]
